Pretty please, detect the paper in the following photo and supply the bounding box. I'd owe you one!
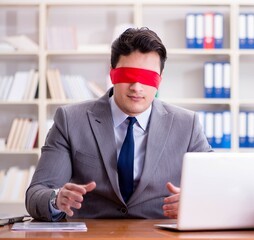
[12,222,87,232]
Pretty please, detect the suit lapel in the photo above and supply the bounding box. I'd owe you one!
[129,99,174,206]
[87,90,123,201]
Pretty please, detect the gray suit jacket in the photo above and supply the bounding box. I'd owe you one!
[26,88,212,221]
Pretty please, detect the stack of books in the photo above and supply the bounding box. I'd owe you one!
[0,165,35,202]
[0,70,39,101]
[6,118,38,150]
[47,69,105,100]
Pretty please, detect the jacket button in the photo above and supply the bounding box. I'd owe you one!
[120,207,128,214]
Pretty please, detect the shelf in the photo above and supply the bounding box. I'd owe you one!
[162,98,232,105]
[0,149,40,155]
[167,49,232,55]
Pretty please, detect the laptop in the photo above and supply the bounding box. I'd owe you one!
[155,152,254,231]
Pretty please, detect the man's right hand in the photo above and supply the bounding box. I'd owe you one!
[56,181,96,217]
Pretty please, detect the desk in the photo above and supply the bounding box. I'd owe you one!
[1,219,254,240]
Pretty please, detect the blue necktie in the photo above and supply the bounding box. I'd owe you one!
[118,117,137,202]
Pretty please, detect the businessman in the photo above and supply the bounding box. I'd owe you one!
[26,27,212,221]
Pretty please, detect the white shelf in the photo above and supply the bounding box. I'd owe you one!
[0,149,40,154]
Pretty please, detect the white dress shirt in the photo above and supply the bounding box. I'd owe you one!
[109,96,151,189]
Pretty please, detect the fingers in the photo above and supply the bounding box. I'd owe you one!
[56,181,96,217]
[166,182,180,194]
[83,181,96,192]
[163,195,179,219]
[163,182,181,219]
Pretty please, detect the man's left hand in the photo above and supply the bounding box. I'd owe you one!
[163,182,180,219]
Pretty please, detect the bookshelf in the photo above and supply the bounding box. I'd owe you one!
[0,0,254,213]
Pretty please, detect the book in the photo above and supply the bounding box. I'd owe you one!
[2,76,14,100]
[25,120,39,149]
[9,169,25,201]
[6,118,19,149]
[0,167,18,201]
[47,69,57,99]
[0,42,15,52]
[16,118,30,149]
[27,71,39,100]
[22,70,36,100]
[8,71,30,101]
[1,35,38,51]
[54,69,66,100]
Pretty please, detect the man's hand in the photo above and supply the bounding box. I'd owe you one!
[163,182,180,219]
[56,181,96,217]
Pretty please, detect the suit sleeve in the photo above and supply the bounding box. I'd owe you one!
[25,107,72,221]
[187,112,213,152]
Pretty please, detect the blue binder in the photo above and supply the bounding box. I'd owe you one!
[214,13,224,48]
[186,13,196,48]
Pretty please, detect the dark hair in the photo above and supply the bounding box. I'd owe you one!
[111,27,167,74]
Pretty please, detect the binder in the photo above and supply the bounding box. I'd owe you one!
[214,112,223,148]
[186,13,196,48]
[222,62,230,98]
[247,112,254,147]
[214,13,223,48]
[205,112,214,146]
[204,62,214,98]
[222,111,231,148]
[204,13,214,49]
[247,13,254,49]
[239,111,248,148]
[195,13,204,48]
[214,62,223,98]
[239,13,247,49]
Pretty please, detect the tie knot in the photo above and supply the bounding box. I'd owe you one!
[127,117,137,127]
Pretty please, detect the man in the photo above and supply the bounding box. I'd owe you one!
[26,27,212,221]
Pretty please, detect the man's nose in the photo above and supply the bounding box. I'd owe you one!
[130,82,143,91]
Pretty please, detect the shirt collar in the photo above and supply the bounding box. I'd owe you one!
[109,96,151,131]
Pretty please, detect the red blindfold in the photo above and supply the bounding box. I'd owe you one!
[110,67,161,89]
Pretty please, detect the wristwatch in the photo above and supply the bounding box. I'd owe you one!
[50,188,60,210]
